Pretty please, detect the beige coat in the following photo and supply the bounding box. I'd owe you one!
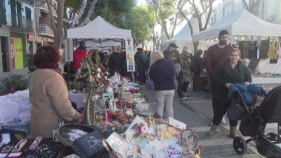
[29,69,80,138]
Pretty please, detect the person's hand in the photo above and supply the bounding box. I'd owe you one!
[78,114,84,124]
[87,74,93,83]
[225,83,233,89]
[187,58,191,63]
[245,82,250,87]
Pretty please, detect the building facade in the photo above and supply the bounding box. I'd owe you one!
[210,0,281,25]
[0,0,35,73]
[0,0,57,73]
[35,2,55,47]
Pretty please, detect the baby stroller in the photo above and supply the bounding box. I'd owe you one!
[232,85,281,157]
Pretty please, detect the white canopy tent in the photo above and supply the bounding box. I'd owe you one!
[192,9,281,41]
[65,16,132,61]
[160,23,194,53]
[67,16,131,39]
[77,38,122,49]
[160,17,213,53]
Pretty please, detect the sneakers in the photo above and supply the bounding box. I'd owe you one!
[180,96,190,102]
[221,116,227,124]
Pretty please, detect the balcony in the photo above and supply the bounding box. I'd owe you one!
[22,17,34,30]
[38,24,54,37]
[38,3,57,17]
[6,14,34,30]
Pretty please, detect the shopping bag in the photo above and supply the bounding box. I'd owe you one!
[146,75,154,90]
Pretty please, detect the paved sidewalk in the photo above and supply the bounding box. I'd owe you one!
[140,87,264,158]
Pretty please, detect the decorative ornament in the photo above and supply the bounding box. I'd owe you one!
[78,0,98,26]
[106,87,113,94]
[64,0,88,24]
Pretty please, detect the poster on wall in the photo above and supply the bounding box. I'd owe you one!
[14,38,24,69]
[125,38,135,72]
[10,39,15,69]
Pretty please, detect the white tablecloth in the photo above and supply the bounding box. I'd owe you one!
[252,77,281,84]
[68,92,85,109]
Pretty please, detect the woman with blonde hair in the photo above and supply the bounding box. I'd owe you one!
[149,50,175,118]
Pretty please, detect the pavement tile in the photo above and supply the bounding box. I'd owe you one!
[141,88,264,157]
[207,153,223,158]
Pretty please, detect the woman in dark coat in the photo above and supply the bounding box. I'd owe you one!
[207,48,252,138]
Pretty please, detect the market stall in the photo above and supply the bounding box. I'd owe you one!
[193,9,281,87]
[0,55,203,158]
[192,9,281,41]
[67,16,131,49]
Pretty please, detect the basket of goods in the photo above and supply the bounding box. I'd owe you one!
[56,123,95,146]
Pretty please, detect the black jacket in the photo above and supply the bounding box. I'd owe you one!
[192,53,203,74]
[108,52,123,71]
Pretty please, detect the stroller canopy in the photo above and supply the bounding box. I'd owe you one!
[257,86,281,123]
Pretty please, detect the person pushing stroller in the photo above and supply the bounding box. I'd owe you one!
[207,48,252,138]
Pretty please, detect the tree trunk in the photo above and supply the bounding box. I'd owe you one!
[193,41,199,54]
[53,31,61,48]
[47,0,66,48]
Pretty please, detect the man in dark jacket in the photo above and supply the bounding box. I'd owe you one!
[192,49,204,91]
[108,46,123,76]
[136,48,149,84]
[163,43,178,59]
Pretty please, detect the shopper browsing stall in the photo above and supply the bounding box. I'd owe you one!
[149,50,175,118]
[180,47,193,100]
[29,45,82,138]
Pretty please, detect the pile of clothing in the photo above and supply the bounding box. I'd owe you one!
[228,84,263,105]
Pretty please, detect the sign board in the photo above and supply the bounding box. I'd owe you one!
[27,34,35,41]
[125,38,135,72]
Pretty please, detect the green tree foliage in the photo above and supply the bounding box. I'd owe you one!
[149,0,177,39]
[123,6,156,47]
[91,0,136,26]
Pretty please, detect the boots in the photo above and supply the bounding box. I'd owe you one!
[207,125,218,136]
[229,126,238,138]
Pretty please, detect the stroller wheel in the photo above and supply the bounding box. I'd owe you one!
[266,132,280,142]
[233,136,247,155]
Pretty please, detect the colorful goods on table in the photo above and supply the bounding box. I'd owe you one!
[105,116,203,158]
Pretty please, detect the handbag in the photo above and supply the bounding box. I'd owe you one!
[227,100,245,121]
[146,75,154,90]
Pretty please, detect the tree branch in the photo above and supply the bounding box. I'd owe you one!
[46,0,57,33]
[203,0,214,30]
[171,15,177,37]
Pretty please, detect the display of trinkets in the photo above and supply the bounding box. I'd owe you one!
[105,116,203,158]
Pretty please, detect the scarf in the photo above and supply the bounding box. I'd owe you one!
[223,59,243,78]
[36,61,62,75]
